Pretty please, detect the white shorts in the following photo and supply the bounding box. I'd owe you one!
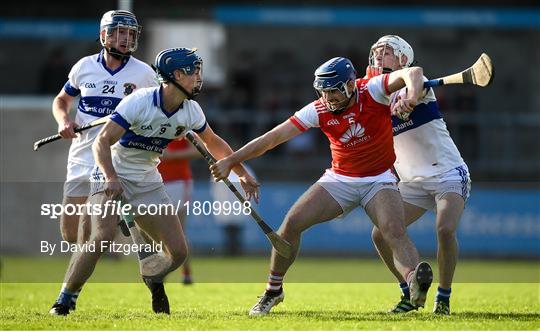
[90,166,172,215]
[317,169,398,217]
[63,161,93,197]
[398,164,471,211]
[164,179,193,205]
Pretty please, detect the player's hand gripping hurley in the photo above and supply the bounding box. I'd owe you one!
[33,117,109,151]
[184,132,293,259]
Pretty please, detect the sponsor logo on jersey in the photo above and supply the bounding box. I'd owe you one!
[339,122,365,143]
[123,83,136,96]
[104,80,118,85]
[84,82,96,88]
[326,119,340,126]
[160,123,171,127]
[126,141,163,153]
[141,125,153,130]
[392,119,414,133]
[100,99,113,106]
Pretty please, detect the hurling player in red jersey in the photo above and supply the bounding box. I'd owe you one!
[158,138,199,284]
[210,57,432,316]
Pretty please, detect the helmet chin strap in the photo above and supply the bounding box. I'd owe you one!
[329,91,356,114]
[151,64,196,100]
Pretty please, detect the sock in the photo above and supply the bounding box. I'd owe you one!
[56,285,76,307]
[265,271,284,293]
[399,282,410,300]
[406,269,415,286]
[182,265,192,281]
[436,286,451,303]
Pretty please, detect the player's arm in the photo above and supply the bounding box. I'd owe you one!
[197,124,261,201]
[196,124,252,178]
[161,142,200,160]
[52,89,78,139]
[386,67,424,119]
[92,120,126,198]
[386,66,424,98]
[209,120,302,181]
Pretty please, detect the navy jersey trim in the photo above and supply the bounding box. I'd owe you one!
[118,130,173,153]
[98,49,130,76]
[193,121,207,133]
[110,112,131,130]
[77,96,122,118]
[63,81,80,97]
[156,86,183,118]
[392,100,442,136]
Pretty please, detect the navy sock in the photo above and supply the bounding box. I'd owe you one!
[399,282,410,300]
[71,289,81,307]
[57,288,75,307]
[436,286,451,303]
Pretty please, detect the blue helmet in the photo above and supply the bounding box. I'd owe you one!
[99,10,141,56]
[313,57,356,98]
[154,47,204,97]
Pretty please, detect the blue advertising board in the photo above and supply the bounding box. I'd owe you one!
[186,182,540,258]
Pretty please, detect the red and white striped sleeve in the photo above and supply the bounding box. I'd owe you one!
[367,74,392,106]
[289,102,319,131]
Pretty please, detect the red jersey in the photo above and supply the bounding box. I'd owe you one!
[157,138,192,182]
[289,75,395,177]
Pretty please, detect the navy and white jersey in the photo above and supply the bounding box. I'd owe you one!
[109,86,207,183]
[64,50,158,166]
[392,83,465,182]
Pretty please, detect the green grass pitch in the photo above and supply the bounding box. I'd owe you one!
[1,256,538,330]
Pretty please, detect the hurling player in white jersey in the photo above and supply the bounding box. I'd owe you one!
[52,10,157,244]
[366,35,471,315]
[49,10,157,316]
[49,48,259,316]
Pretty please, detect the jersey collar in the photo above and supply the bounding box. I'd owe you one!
[154,86,183,118]
[97,49,130,76]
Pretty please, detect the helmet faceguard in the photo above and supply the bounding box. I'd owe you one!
[154,47,204,99]
[100,10,141,60]
[313,57,357,113]
[367,35,414,77]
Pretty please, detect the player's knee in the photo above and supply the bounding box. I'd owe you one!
[60,216,79,243]
[280,215,304,237]
[379,220,406,241]
[89,231,116,250]
[437,223,456,241]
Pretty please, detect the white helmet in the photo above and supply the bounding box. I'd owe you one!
[369,35,414,70]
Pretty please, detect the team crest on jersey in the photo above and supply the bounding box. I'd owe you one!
[123,83,136,96]
[175,126,185,136]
